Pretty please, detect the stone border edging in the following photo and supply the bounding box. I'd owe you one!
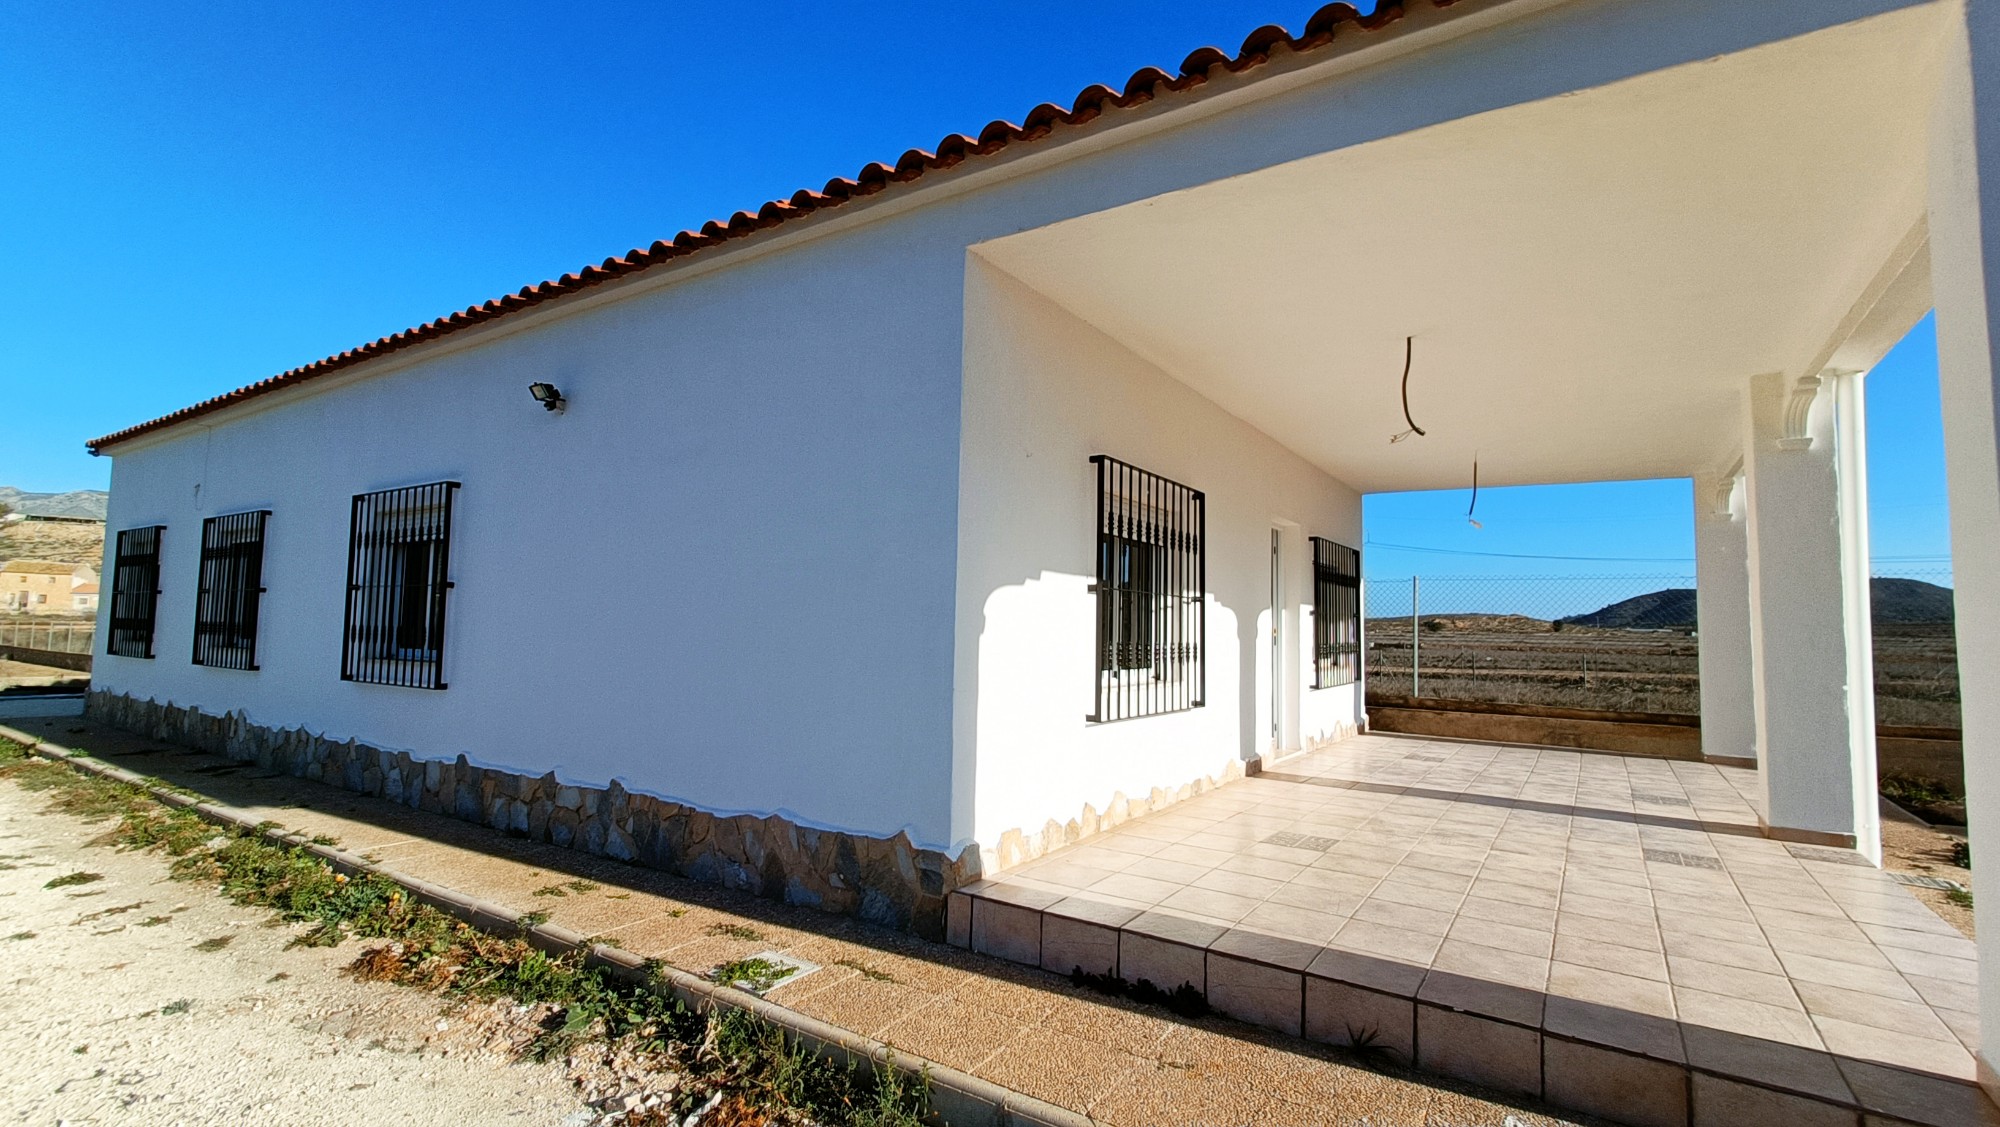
[0,723,1096,1127]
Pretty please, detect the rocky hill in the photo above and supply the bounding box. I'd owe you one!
[1563,577,1956,629]
[0,487,108,520]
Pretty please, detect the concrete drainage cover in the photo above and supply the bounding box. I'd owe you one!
[711,951,820,996]
[1643,848,1723,870]
[1889,872,1967,892]
[1264,831,1339,853]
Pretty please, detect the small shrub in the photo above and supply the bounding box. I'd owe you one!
[705,923,762,941]
[709,957,798,994]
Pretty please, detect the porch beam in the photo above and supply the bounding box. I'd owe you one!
[1927,0,2000,1099]
[1740,370,1881,862]
[1694,472,1756,767]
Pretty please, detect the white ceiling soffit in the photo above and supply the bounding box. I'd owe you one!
[975,4,1945,494]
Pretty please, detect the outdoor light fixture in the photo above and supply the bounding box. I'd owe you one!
[528,382,566,414]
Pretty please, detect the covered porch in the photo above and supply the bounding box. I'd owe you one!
[950,734,1985,1126]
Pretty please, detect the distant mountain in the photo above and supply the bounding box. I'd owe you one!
[1562,577,1956,629]
[1872,577,1955,624]
[1562,588,1696,629]
[0,487,107,520]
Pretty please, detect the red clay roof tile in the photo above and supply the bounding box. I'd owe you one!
[87,1,1451,453]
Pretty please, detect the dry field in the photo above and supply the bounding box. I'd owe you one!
[0,518,104,570]
[1365,616,1962,728]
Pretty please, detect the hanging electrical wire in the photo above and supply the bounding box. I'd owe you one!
[1466,457,1483,529]
[1388,336,1425,444]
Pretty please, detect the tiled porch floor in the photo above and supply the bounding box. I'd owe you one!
[951,734,1991,1126]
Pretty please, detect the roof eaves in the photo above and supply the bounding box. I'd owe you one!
[86,1,1441,454]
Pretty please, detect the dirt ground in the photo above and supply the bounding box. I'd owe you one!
[0,781,598,1127]
[1880,806,1976,938]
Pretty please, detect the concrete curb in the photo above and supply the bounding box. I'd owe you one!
[0,724,1097,1127]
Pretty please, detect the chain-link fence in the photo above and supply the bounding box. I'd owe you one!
[0,618,96,656]
[1364,569,1960,726]
[1870,565,1958,729]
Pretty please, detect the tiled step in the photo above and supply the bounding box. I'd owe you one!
[947,882,1998,1127]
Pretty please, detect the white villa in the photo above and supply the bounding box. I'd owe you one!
[81,3,2000,1123]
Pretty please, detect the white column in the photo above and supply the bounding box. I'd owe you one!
[1694,473,1755,766]
[1928,0,2000,1096]
[1740,369,1880,862]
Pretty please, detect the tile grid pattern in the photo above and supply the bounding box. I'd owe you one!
[6,716,1597,1127]
[954,735,1992,1127]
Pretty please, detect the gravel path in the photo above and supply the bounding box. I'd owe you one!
[0,780,594,1127]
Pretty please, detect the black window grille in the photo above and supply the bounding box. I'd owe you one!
[1089,455,1204,722]
[192,510,270,670]
[108,525,164,659]
[1312,537,1361,689]
[342,482,459,689]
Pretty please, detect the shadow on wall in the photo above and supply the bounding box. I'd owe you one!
[969,570,1260,858]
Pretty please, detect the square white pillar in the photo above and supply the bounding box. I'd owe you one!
[1694,473,1756,767]
[1740,370,1880,862]
[1928,0,2000,1098]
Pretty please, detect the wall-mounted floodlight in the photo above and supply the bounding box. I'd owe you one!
[528,382,566,414]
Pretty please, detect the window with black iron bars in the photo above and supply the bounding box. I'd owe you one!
[1090,455,1204,723]
[108,525,165,659]
[1312,537,1361,689]
[192,510,270,670]
[342,482,459,689]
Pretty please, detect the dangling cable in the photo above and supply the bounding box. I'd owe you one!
[1389,336,1425,444]
[1466,457,1483,529]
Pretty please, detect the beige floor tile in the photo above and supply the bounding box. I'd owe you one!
[1673,985,1823,1047]
[1549,961,1676,1018]
[1555,933,1669,981]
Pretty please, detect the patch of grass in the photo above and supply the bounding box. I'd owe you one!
[1952,838,1971,870]
[137,916,173,928]
[44,871,103,889]
[76,902,145,924]
[518,910,552,928]
[532,883,569,898]
[0,736,935,1126]
[835,958,898,984]
[566,879,599,893]
[709,957,798,994]
[1069,965,1211,1018]
[1949,887,1975,909]
[704,923,762,941]
[4,931,34,941]
[193,935,234,952]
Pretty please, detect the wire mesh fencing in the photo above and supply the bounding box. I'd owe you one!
[1869,565,1958,729]
[1365,574,1698,715]
[1364,568,1960,727]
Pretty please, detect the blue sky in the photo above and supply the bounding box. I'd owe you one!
[2,2,1951,581]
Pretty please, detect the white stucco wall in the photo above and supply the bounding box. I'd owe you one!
[93,218,970,852]
[952,260,1362,853]
[90,0,1928,865]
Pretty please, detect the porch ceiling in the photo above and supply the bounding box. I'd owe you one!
[974,5,1946,494]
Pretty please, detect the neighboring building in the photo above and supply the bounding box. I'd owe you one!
[3,560,99,614]
[71,2,2000,1106]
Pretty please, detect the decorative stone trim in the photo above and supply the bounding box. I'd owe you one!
[1776,373,1825,451]
[85,691,979,938]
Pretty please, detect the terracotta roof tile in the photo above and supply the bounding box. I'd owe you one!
[87,1,1456,453]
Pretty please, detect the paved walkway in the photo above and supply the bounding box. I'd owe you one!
[953,735,1991,1127]
[2,714,1593,1127]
